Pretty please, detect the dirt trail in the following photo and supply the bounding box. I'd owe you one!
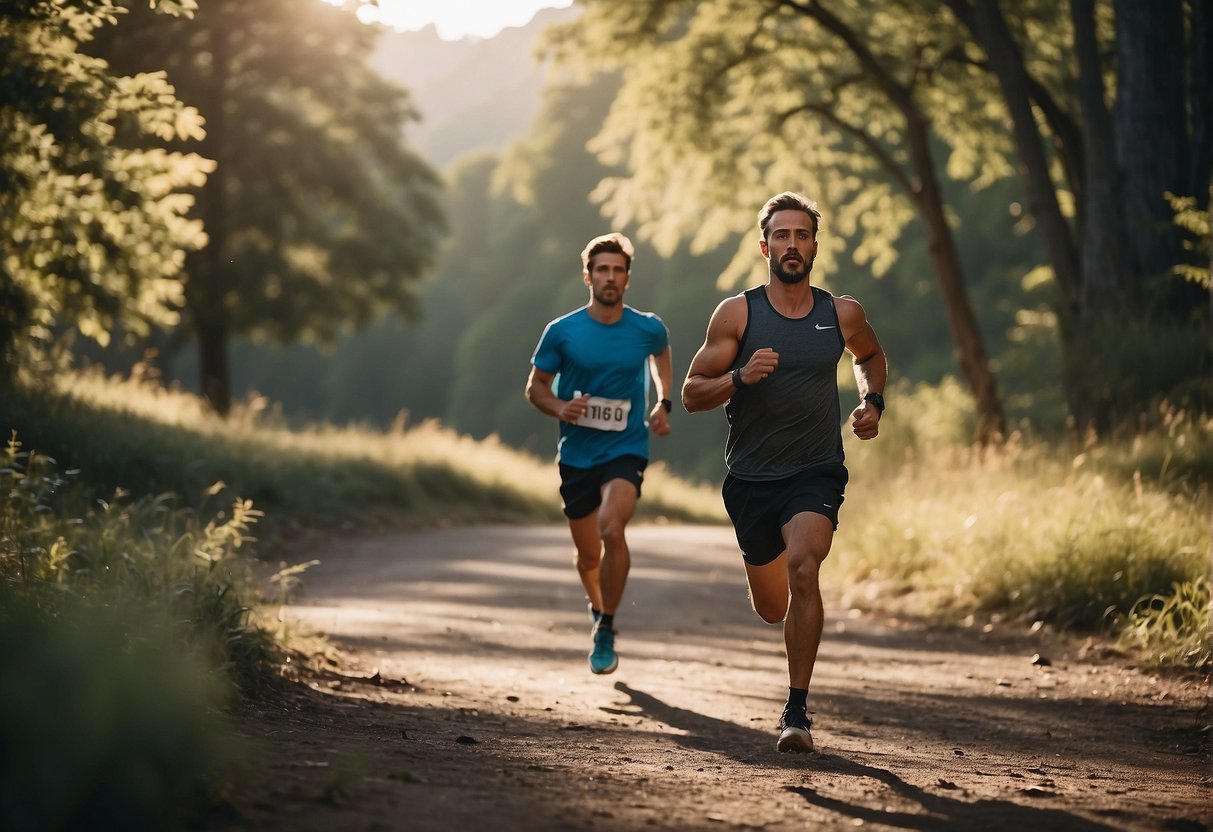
[227,524,1210,831]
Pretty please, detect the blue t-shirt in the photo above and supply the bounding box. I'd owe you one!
[531,305,669,468]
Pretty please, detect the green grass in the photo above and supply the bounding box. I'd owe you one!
[833,379,1211,671]
[0,594,238,831]
[1,370,725,536]
[1113,576,1211,670]
[1,432,266,829]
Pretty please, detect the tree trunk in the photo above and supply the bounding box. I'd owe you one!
[1189,0,1212,210]
[191,3,232,416]
[904,111,1007,444]
[967,0,1083,326]
[947,0,1099,426]
[1070,0,1128,318]
[195,319,231,416]
[797,1,1007,444]
[1112,0,1187,299]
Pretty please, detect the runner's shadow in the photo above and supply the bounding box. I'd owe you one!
[788,761,1117,832]
[609,682,1116,832]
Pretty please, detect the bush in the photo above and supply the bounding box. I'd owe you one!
[0,432,278,827]
[836,380,1210,670]
[0,595,236,832]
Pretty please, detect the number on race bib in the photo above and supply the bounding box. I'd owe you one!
[575,396,631,432]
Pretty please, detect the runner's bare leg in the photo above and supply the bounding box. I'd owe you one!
[596,478,638,615]
[781,511,834,688]
[568,511,604,612]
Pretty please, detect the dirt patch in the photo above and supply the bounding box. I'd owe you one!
[219,524,1210,831]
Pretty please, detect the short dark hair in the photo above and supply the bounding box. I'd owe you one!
[581,232,634,273]
[758,192,821,240]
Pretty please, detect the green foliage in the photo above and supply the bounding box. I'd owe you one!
[1061,313,1212,430]
[1169,192,1212,289]
[973,508,1201,631]
[0,431,279,692]
[0,428,276,830]
[541,0,1008,286]
[1114,577,1212,671]
[0,594,234,832]
[1,370,726,528]
[1081,405,1213,494]
[835,380,1210,670]
[0,0,211,380]
[87,0,446,412]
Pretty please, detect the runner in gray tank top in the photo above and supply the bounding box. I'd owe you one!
[682,191,888,754]
[725,283,845,479]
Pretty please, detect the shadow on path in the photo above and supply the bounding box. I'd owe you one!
[610,682,1117,832]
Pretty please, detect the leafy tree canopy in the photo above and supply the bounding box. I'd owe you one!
[541,0,1023,288]
[88,0,446,413]
[0,0,210,380]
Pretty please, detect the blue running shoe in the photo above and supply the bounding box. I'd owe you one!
[588,603,602,631]
[588,624,618,675]
[776,706,814,753]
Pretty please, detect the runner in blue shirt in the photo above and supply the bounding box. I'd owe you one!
[526,232,673,675]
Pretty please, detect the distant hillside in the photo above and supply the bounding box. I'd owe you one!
[369,5,579,167]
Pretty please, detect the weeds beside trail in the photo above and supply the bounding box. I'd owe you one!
[0,434,274,829]
[837,378,1211,672]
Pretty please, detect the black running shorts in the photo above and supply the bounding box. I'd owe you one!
[559,454,647,519]
[721,462,848,566]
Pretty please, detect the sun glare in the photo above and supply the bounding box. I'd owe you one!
[321,0,573,40]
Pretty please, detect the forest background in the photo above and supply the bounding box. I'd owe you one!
[61,2,1210,483]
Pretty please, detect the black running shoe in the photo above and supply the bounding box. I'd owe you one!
[776,706,814,753]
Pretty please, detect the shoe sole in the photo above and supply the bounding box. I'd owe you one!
[776,726,814,753]
[589,656,618,675]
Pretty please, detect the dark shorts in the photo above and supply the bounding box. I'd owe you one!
[559,455,647,519]
[721,463,848,566]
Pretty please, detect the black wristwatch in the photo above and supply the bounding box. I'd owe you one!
[660,398,672,414]
[863,391,885,414]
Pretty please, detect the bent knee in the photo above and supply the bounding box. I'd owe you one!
[752,596,788,624]
[598,519,627,548]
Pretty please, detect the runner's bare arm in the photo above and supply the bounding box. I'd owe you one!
[682,295,767,413]
[836,295,887,440]
[526,366,589,423]
[647,346,673,436]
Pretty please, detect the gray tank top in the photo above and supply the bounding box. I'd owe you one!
[724,285,845,480]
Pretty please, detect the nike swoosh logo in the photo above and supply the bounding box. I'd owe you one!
[815,324,835,330]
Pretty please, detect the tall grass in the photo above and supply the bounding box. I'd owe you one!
[0,433,273,829]
[0,369,724,535]
[834,379,1211,671]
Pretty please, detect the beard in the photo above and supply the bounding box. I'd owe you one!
[593,286,622,306]
[772,254,812,285]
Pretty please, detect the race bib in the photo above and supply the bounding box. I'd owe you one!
[576,395,631,432]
